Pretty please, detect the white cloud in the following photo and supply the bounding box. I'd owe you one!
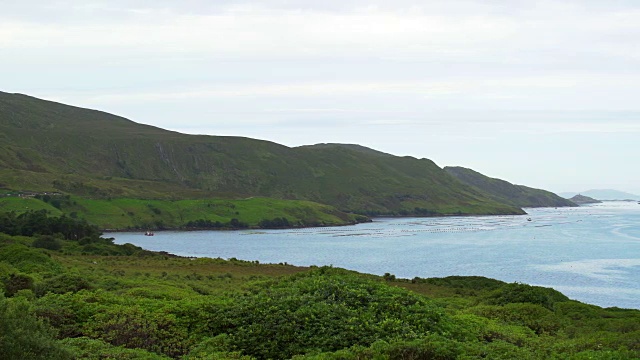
[1,1,635,62]
[2,0,640,194]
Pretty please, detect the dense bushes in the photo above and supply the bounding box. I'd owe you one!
[61,337,169,360]
[2,273,35,296]
[35,274,93,297]
[32,235,62,250]
[213,268,449,359]
[484,282,569,310]
[0,294,73,360]
[0,243,62,273]
[84,305,193,358]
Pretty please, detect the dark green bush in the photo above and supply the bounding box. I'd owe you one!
[0,210,100,240]
[2,273,34,296]
[35,273,93,297]
[0,294,73,359]
[211,268,449,359]
[61,337,169,359]
[83,305,192,358]
[467,303,564,335]
[32,235,62,251]
[35,291,110,339]
[419,275,505,290]
[484,283,569,310]
[0,244,62,273]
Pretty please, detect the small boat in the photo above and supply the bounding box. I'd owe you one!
[144,231,154,236]
[527,218,532,221]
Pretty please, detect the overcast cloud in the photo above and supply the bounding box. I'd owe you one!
[2,0,639,194]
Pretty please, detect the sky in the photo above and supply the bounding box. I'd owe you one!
[2,0,639,195]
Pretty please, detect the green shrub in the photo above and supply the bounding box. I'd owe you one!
[61,337,169,359]
[0,294,73,359]
[418,276,505,290]
[32,235,63,251]
[0,244,62,273]
[210,268,450,359]
[384,336,461,360]
[2,273,34,296]
[35,273,93,297]
[467,303,564,335]
[185,335,255,359]
[570,349,640,360]
[83,305,193,358]
[35,290,115,339]
[554,301,602,320]
[484,283,569,310]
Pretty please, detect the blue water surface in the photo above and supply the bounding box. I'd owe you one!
[107,201,640,309]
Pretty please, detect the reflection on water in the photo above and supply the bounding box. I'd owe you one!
[535,259,640,281]
[108,201,640,309]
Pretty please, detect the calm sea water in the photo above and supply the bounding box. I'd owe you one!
[107,201,640,309]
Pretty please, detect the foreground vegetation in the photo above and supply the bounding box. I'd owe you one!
[1,212,639,359]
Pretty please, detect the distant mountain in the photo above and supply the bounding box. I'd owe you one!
[569,194,602,205]
[559,189,640,201]
[444,166,577,208]
[0,91,524,216]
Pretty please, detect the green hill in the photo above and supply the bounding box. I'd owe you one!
[0,91,523,216]
[444,166,577,208]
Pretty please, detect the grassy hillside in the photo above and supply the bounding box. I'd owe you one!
[1,218,638,359]
[0,196,366,230]
[445,166,577,208]
[0,91,523,216]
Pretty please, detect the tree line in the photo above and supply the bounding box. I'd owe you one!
[0,210,101,241]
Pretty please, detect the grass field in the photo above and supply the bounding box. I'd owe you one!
[0,196,366,230]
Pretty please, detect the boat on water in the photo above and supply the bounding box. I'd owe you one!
[144,231,154,236]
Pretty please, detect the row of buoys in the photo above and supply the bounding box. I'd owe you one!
[295,226,502,233]
[273,221,566,236]
[396,228,493,233]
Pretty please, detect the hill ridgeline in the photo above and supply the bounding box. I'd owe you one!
[0,91,529,217]
[444,166,577,208]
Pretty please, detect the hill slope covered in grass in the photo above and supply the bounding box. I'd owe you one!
[0,213,638,359]
[0,91,523,216]
[444,166,577,208]
[0,196,367,230]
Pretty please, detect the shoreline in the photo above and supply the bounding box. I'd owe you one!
[101,209,537,233]
[101,218,372,233]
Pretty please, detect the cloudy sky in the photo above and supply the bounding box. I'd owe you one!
[2,0,639,194]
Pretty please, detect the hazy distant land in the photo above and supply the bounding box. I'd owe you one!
[560,189,640,201]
